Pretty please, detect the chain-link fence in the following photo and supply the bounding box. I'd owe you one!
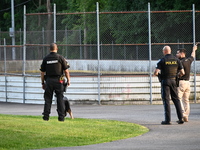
[0,3,200,104]
[1,7,200,62]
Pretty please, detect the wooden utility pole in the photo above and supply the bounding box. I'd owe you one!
[46,0,52,44]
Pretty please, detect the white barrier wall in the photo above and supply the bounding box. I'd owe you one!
[0,75,199,105]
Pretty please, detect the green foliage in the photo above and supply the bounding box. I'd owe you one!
[0,114,148,149]
[1,0,200,60]
[151,12,193,43]
[1,0,200,31]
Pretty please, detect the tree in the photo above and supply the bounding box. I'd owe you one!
[46,0,52,44]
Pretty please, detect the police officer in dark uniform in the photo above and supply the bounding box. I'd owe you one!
[40,43,70,121]
[154,46,185,125]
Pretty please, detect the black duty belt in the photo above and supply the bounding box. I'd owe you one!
[179,79,189,81]
[163,78,176,80]
[47,75,61,78]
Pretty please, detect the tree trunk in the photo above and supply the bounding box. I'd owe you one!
[46,0,52,44]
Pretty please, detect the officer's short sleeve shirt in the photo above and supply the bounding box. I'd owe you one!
[40,52,69,76]
[179,56,194,80]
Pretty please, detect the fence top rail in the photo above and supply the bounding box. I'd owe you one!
[23,43,195,47]
[25,10,196,16]
[57,12,96,15]
[26,12,53,15]
[100,10,193,14]
[101,43,194,46]
[0,45,23,48]
[151,10,193,13]
[0,42,196,47]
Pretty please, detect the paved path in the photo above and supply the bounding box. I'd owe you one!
[0,102,200,150]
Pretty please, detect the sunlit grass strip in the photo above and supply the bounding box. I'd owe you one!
[0,114,149,150]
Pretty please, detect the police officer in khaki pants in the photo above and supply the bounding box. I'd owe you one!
[40,43,70,121]
[176,44,197,122]
[154,46,185,125]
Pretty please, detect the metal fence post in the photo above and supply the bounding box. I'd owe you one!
[20,28,22,60]
[96,2,101,105]
[65,27,68,57]
[11,0,16,60]
[112,41,114,59]
[42,27,45,55]
[23,5,27,103]
[54,3,56,43]
[193,4,196,103]
[79,28,82,59]
[148,3,153,104]
[4,38,7,102]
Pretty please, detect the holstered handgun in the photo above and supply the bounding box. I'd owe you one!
[44,75,47,81]
[176,74,179,87]
[158,73,162,82]
[63,82,68,92]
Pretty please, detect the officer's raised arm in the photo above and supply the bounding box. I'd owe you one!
[191,44,197,58]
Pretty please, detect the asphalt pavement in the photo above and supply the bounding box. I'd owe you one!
[0,102,200,150]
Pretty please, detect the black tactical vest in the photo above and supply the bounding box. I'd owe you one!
[161,56,178,79]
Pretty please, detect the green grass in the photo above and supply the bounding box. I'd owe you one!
[0,114,149,150]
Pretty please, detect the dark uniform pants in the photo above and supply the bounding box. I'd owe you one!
[161,79,183,122]
[43,77,65,120]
